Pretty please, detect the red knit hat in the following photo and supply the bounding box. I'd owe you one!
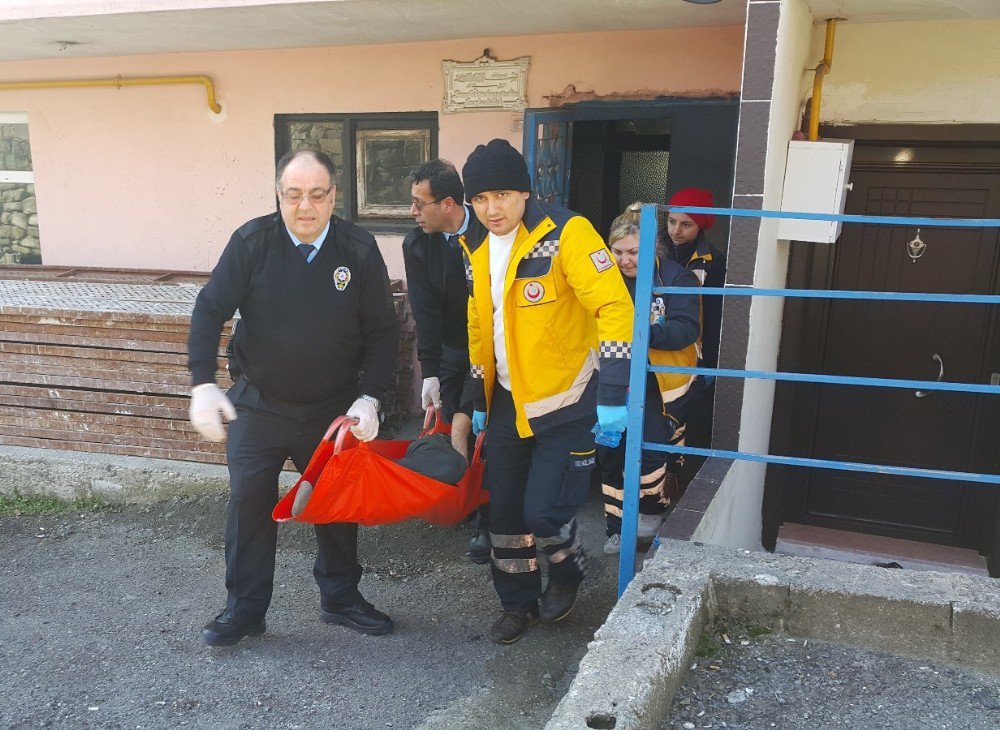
[668,188,715,230]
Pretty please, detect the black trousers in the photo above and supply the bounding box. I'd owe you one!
[485,386,595,609]
[223,377,362,619]
[439,343,472,423]
[599,381,684,536]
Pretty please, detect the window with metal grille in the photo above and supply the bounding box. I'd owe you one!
[275,112,438,231]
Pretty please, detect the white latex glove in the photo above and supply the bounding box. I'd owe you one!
[421,376,442,410]
[189,383,237,442]
[346,397,379,442]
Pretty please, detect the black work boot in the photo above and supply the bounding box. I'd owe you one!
[539,581,580,623]
[490,606,539,644]
[320,598,393,636]
[462,530,491,564]
[201,609,266,647]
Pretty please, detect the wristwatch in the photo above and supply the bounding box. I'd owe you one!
[360,394,381,413]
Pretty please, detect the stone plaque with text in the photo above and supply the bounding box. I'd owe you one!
[443,53,530,113]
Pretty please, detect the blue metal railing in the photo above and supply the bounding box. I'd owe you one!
[617,204,1000,596]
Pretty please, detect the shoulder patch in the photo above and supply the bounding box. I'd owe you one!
[589,248,614,273]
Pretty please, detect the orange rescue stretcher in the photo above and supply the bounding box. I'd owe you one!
[273,409,487,527]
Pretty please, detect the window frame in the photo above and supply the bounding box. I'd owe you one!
[0,112,32,185]
[274,112,438,233]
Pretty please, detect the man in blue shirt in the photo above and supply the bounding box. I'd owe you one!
[188,149,399,646]
[403,159,489,562]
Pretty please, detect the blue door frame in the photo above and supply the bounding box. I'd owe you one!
[522,98,739,207]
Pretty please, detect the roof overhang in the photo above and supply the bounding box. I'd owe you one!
[0,0,748,62]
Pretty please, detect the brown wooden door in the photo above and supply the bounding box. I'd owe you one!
[777,142,1000,549]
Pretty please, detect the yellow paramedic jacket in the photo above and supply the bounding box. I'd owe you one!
[459,197,634,438]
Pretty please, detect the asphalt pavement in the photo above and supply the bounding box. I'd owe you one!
[0,490,620,730]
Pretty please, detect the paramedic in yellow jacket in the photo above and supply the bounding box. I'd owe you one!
[458,139,634,644]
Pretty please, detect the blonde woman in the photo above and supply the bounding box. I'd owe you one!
[600,203,701,554]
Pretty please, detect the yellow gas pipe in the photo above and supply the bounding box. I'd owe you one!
[808,18,839,141]
[0,74,222,114]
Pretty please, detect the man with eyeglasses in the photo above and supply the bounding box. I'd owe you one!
[403,159,490,563]
[187,149,399,647]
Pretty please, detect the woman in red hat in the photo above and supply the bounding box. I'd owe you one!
[663,188,727,376]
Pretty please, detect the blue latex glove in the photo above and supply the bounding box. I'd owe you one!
[472,410,487,435]
[596,405,628,434]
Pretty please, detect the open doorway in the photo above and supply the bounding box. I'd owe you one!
[568,118,672,239]
[523,98,738,251]
[523,99,739,460]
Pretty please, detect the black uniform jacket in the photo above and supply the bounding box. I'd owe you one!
[401,206,471,380]
[188,213,399,405]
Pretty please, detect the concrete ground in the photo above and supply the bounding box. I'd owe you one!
[548,539,1000,730]
[0,469,620,730]
[664,624,1000,729]
[11,437,1000,730]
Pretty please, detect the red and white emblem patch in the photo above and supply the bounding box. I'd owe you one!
[589,248,614,272]
[523,280,545,303]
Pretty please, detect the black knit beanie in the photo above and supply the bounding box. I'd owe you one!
[462,139,532,202]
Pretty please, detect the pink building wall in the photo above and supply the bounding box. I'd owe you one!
[0,27,743,280]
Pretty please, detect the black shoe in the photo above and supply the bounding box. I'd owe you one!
[490,607,539,644]
[462,531,491,564]
[539,581,580,623]
[320,599,393,636]
[201,609,266,647]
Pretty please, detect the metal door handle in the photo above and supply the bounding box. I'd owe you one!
[915,354,944,398]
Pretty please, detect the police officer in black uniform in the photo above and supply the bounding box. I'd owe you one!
[187,149,399,647]
[403,159,489,562]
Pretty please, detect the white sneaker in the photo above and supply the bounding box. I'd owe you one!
[637,513,665,540]
[603,533,621,555]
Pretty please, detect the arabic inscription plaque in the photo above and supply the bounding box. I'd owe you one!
[443,51,530,114]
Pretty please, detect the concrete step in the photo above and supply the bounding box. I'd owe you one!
[776,522,989,577]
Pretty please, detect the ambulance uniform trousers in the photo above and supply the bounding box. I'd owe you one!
[224,376,362,620]
[599,382,685,537]
[485,385,594,609]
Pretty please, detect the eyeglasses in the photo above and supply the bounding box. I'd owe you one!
[410,197,442,211]
[279,187,333,205]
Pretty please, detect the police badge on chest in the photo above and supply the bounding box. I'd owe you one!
[333,266,351,291]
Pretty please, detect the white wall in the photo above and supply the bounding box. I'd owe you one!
[0,26,744,279]
[816,19,1000,125]
[709,0,817,551]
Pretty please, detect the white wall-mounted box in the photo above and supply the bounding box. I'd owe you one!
[777,138,854,243]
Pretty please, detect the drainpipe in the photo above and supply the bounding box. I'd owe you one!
[808,18,839,141]
[0,74,222,114]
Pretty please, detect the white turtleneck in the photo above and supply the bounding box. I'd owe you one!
[489,228,518,390]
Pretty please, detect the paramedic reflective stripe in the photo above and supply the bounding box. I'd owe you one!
[490,532,535,549]
[599,340,631,359]
[544,537,583,564]
[535,519,584,566]
[523,350,598,421]
[534,518,576,547]
[491,554,539,573]
[602,481,663,501]
[661,376,696,404]
[526,239,559,258]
